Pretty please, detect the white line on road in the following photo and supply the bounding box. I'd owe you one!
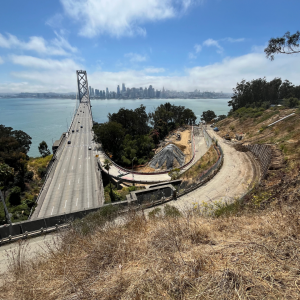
[58,184,60,190]
[63,169,65,173]
[72,166,73,170]
[78,178,80,183]
[80,165,81,168]
[69,180,70,185]
[64,200,67,208]
[76,198,78,206]
[51,206,54,215]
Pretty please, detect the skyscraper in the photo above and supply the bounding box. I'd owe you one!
[117,85,120,96]
[122,83,126,92]
[106,87,109,99]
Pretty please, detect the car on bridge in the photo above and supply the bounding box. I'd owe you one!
[88,146,92,150]
[81,126,83,128]
[68,141,71,144]
[72,130,74,133]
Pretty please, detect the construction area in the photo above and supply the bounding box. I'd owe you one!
[149,143,185,170]
[134,126,193,173]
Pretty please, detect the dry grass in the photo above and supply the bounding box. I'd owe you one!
[28,155,53,179]
[2,197,300,299]
[180,145,218,180]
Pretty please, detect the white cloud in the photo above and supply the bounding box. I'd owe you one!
[143,67,165,73]
[10,55,81,70]
[2,48,300,94]
[46,13,64,28]
[203,38,223,53]
[188,52,197,59]
[124,52,147,63]
[194,44,202,53]
[0,56,3,64]
[223,37,245,43]
[0,32,77,56]
[60,0,200,37]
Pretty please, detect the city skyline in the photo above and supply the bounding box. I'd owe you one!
[0,85,232,99]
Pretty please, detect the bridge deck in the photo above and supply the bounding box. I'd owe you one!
[36,101,103,218]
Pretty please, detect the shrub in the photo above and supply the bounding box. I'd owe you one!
[8,186,21,206]
[164,204,181,218]
[149,207,162,219]
[24,171,34,181]
[38,167,47,178]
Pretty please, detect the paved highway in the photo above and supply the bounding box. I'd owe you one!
[36,100,103,218]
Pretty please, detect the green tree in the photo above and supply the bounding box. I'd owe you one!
[284,97,299,108]
[38,141,51,157]
[108,104,150,136]
[201,110,217,123]
[8,186,21,206]
[0,163,14,199]
[264,31,300,60]
[93,122,125,159]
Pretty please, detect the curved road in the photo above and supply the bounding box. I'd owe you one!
[98,126,208,183]
[146,128,259,211]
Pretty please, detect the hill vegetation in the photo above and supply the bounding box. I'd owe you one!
[93,103,196,167]
[228,77,300,112]
[0,125,52,224]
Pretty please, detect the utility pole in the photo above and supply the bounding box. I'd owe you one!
[0,189,12,225]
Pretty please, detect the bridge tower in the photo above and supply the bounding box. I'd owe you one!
[76,70,90,103]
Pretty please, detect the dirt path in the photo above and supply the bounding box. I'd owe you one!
[145,128,259,211]
[166,129,192,163]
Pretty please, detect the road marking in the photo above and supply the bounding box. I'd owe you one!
[63,169,65,173]
[51,206,54,215]
[76,198,78,206]
[80,165,81,168]
[69,180,70,185]
[72,166,73,170]
[58,184,60,190]
[64,200,67,208]
[78,178,80,183]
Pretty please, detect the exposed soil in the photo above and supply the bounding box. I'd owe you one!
[133,127,193,173]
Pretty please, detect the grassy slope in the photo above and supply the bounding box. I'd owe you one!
[1,109,300,298]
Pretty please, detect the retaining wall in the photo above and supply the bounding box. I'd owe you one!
[246,144,272,177]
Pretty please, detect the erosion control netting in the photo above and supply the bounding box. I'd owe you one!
[150,144,185,170]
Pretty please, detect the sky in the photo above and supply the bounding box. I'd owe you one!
[0,0,299,93]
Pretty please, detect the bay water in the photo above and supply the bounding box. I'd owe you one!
[0,98,230,157]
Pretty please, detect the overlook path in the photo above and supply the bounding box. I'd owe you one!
[145,128,259,211]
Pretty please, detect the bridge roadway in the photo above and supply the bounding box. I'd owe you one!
[36,101,102,218]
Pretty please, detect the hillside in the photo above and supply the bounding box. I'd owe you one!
[1,107,300,299]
